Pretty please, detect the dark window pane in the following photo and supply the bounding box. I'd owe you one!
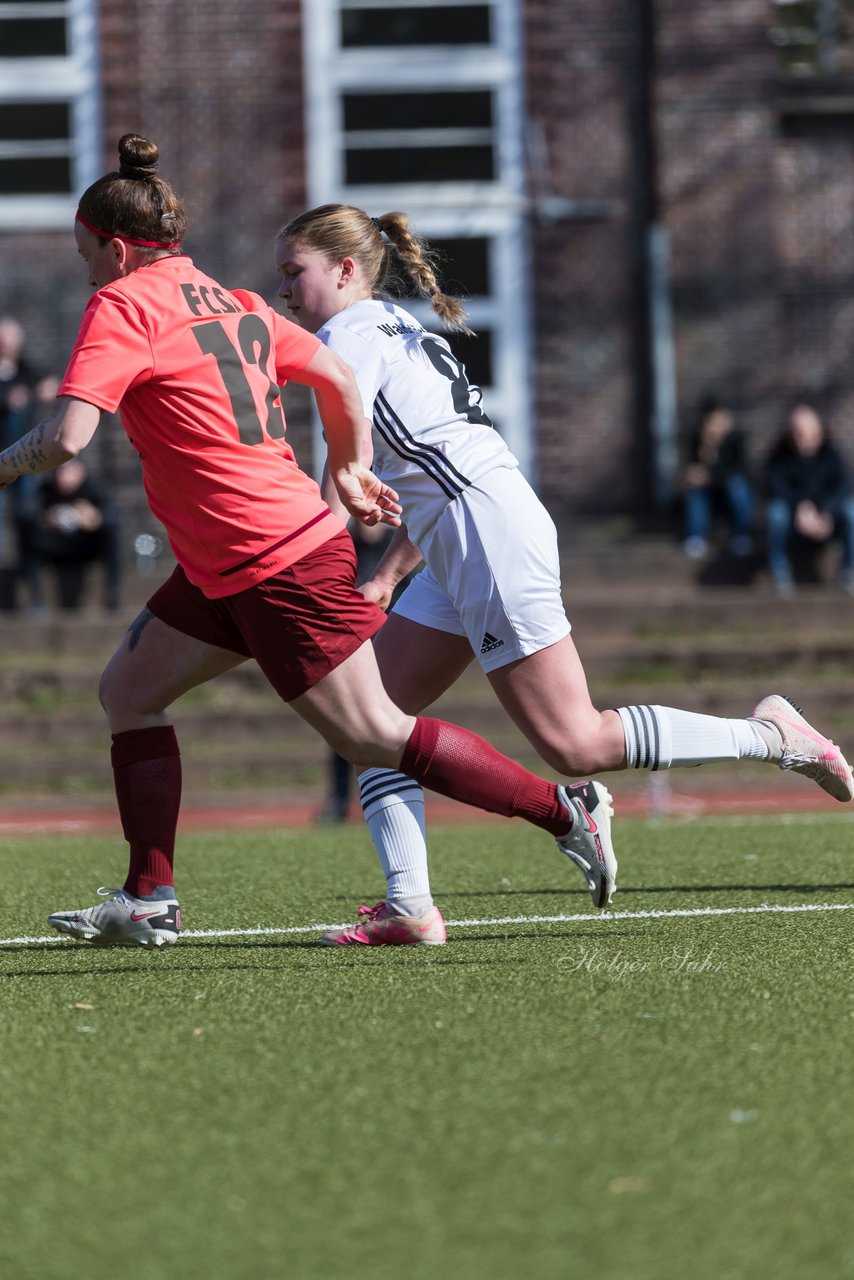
[387,236,490,299]
[0,155,71,195]
[0,102,69,142]
[446,329,493,391]
[430,237,490,296]
[346,144,494,184]
[771,0,854,75]
[344,90,492,131]
[341,5,491,47]
[0,18,68,57]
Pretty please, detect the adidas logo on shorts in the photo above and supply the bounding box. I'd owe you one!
[480,632,505,655]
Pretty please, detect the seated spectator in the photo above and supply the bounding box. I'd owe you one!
[0,316,37,575]
[764,401,854,597]
[21,457,122,611]
[681,396,755,559]
[0,317,36,435]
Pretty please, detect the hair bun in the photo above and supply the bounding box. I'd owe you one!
[118,132,160,179]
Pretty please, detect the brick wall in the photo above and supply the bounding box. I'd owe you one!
[2,0,854,537]
[658,0,783,476]
[0,0,314,557]
[525,0,638,520]
[660,0,854,482]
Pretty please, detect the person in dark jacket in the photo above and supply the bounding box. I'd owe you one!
[765,402,854,596]
[25,455,123,610]
[681,396,755,559]
[0,317,38,575]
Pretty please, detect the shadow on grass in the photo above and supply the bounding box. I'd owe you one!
[606,881,854,897]
[331,887,589,902]
[431,881,854,898]
[0,961,268,978]
[0,928,636,972]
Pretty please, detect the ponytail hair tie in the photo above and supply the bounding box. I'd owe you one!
[371,216,383,233]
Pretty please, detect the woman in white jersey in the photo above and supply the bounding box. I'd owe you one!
[275,204,853,947]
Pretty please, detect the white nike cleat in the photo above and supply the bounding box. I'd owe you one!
[751,693,854,803]
[48,887,181,947]
[556,780,617,909]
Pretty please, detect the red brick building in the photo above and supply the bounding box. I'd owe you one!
[2,0,853,546]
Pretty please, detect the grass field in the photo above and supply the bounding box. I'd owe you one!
[2,812,854,1280]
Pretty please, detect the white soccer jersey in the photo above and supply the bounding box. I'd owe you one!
[318,299,517,544]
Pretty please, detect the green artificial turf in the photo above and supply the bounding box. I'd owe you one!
[2,814,854,1280]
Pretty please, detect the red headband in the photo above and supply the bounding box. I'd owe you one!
[75,210,181,250]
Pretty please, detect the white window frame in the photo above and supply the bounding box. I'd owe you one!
[0,0,101,230]
[302,0,534,482]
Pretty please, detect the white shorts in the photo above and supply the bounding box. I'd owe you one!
[392,465,571,673]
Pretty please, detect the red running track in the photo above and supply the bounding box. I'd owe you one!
[0,787,843,836]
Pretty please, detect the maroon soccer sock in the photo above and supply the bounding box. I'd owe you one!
[400,717,570,836]
[111,726,182,898]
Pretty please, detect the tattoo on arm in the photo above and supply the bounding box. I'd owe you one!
[0,421,52,476]
[127,607,155,652]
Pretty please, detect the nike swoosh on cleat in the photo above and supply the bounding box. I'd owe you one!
[775,713,835,751]
[129,910,162,921]
[579,808,598,834]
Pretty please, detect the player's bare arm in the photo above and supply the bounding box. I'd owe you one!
[295,345,401,528]
[360,524,424,610]
[320,419,373,522]
[0,396,101,486]
[0,420,52,482]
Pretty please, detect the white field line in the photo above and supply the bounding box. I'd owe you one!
[2,900,854,947]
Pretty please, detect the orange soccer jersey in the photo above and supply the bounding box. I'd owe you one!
[59,256,344,597]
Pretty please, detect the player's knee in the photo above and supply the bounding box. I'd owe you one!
[553,747,602,777]
[98,660,152,721]
[332,735,403,771]
[540,723,608,777]
[97,663,120,717]
[328,710,414,770]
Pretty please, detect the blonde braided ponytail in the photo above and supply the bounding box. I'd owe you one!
[278,203,475,336]
[375,212,475,336]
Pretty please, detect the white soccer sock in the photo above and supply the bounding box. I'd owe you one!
[617,705,773,769]
[358,768,434,907]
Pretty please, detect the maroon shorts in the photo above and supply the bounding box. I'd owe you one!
[147,530,386,702]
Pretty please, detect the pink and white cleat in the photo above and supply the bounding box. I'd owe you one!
[321,902,447,947]
[751,693,854,802]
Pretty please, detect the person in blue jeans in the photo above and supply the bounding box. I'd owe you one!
[765,401,854,597]
[681,396,755,559]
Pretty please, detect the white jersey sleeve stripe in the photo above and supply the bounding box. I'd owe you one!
[373,408,461,500]
[320,299,517,544]
[374,393,470,497]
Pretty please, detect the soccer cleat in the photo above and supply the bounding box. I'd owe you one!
[556,780,617,909]
[48,887,181,947]
[320,902,446,947]
[751,694,854,803]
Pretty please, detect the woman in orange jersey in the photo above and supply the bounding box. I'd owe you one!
[0,134,619,948]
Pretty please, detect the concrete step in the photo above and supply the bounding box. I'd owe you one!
[1,625,849,711]
[1,666,850,802]
[2,581,852,653]
[1,537,850,806]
